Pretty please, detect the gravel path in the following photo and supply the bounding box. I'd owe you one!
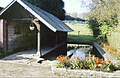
[0,50,59,77]
[0,62,56,77]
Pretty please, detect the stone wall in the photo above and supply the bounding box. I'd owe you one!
[8,22,22,52]
[51,63,119,77]
[0,20,36,52]
[7,21,37,52]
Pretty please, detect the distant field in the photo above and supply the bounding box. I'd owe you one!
[65,23,94,42]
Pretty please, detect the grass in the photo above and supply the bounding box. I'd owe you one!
[66,23,94,42]
[107,32,120,52]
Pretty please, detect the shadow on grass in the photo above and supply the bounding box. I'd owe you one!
[68,35,94,42]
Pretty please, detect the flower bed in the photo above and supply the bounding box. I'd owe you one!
[55,55,117,72]
[51,55,118,77]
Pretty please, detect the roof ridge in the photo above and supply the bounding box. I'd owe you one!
[0,0,73,32]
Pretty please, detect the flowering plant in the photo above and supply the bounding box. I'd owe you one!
[56,55,117,72]
[102,44,120,60]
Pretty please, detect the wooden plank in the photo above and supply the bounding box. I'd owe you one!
[67,40,93,45]
[93,42,106,54]
[13,18,32,21]
[92,42,106,59]
[41,42,65,56]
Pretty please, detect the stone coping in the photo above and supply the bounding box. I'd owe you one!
[51,61,120,78]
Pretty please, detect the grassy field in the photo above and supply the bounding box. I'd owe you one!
[66,23,94,42]
[107,32,120,51]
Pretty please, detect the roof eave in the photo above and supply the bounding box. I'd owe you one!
[17,0,57,32]
[0,0,16,16]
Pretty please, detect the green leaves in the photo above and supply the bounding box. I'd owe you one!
[87,0,120,40]
[27,0,65,20]
[0,7,2,11]
[99,22,110,37]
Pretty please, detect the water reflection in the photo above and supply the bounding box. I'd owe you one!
[67,45,92,59]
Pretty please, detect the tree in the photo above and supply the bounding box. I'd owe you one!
[87,0,120,39]
[27,0,65,20]
[0,7,2,11]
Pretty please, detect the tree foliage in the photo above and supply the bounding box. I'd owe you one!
[27,0,65,20]
[87,0,120,39]
[0,7,2,11]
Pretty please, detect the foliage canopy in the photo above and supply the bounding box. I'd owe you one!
[0,7,2,11]
[27,0,65,20]
[87,0,120,39]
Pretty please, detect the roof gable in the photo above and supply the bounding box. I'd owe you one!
[0,0,73,32]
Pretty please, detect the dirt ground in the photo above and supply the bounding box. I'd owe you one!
[0,50,59,77]
[0,62,56,77]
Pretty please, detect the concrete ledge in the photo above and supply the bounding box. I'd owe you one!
[51,62,119,78]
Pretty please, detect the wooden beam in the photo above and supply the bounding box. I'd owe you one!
[67,40,93,45]
[32,18,40,31]
[93,42,106,55]
[13,18,32,21]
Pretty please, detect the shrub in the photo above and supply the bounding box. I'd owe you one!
[88,19,101,38]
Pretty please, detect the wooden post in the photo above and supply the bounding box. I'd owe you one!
[78,31,80,46]
[0,19,8,53]
[0,19,4,47]
[32,19,41,57]
[3,20,8,53]
[37,28,41,56]
[78,31,80,36]
[55,32,58,46]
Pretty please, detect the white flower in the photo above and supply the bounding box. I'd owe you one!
[98,64,102,67]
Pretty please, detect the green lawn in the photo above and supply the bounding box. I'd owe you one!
[66,23,94,42]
